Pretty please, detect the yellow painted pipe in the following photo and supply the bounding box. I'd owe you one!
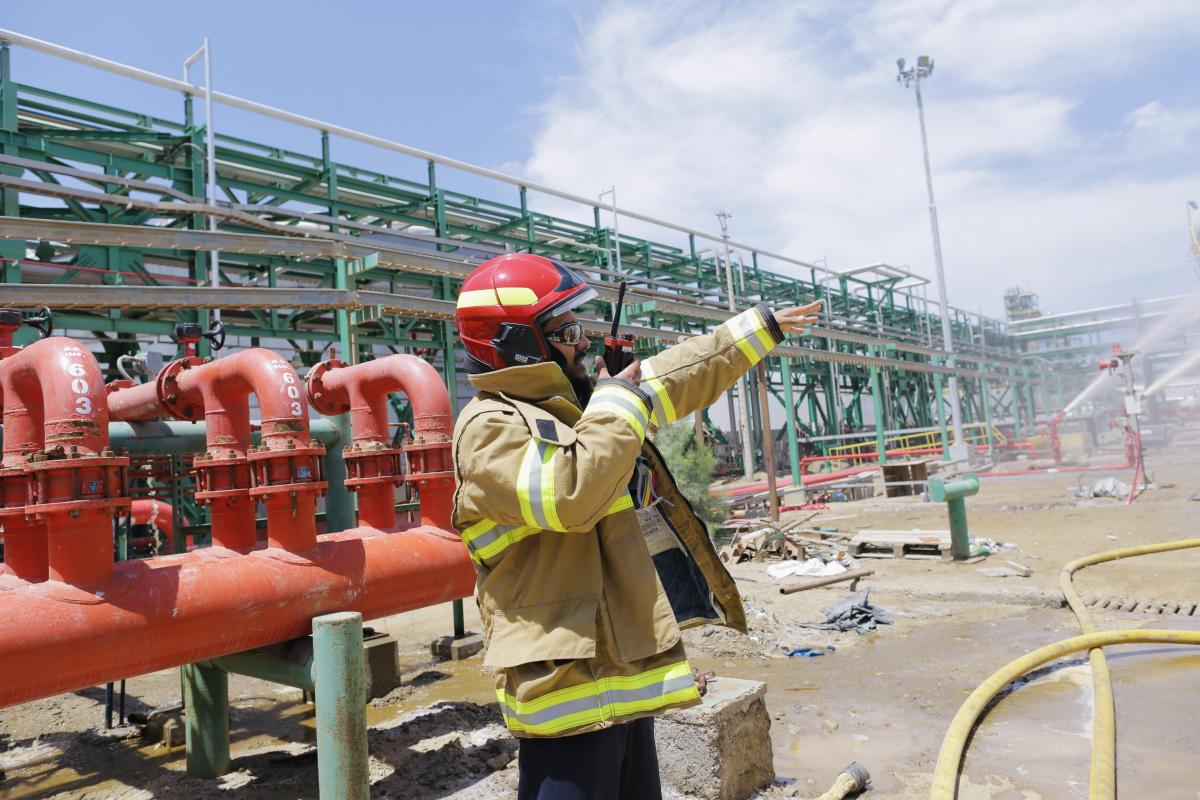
[930,629,1200,799]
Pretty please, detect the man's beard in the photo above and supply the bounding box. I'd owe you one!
[548,348,592,406]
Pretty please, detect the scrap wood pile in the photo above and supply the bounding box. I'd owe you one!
[717,512,852,565]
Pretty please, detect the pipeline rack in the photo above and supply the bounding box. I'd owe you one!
[0,34,1047,479]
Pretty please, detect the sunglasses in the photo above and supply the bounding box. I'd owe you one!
[543,321,586,345]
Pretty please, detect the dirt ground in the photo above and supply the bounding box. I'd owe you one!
[2,441,1198,799]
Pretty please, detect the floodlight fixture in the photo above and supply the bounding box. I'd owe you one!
[897,57,906,72]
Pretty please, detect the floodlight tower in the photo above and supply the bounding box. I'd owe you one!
[897,55,967,460]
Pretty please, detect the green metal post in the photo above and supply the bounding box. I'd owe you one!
[313,611,369,800]
[1012,377,1024,438]
[781,357,802,489]
[0,41,24,282]
[929,473,979,560]
[933,372,950,460]
[182,662,230,778]
[870,364,887,466]
[324,416,355,533]
[980,377,995,460]
[428,162,467,641]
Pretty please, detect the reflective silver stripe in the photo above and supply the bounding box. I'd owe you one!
[584,384,650,440]
[497,663,697,734]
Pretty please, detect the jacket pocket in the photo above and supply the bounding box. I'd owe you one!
[483,596,599,669]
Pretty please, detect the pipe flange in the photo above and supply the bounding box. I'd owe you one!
[248,480,330,499]
[305,359,351,416]
[157,356,206,421]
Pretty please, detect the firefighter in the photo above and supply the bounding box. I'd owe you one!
[452,253,820,799]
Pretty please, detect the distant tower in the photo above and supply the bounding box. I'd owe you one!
[1004,286,1041,321]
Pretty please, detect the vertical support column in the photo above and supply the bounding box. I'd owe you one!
[0,42,21,283]
[782,357,802,490]
[314,612,369,800]
[933,371,950,460]
[182,662,231,778]
[1012,375,1024,439]
[870,363,888,466]
[755,362,779,521]
[428,160,466,638]
[183,93,212,356]
[324,131,357,532]
[980,377,995,460]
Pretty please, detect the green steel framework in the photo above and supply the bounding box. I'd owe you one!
[0,41,1045,484]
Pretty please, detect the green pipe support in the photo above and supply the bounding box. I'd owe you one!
[929,473,979,560]
[782,357,802,489]
[204,649,315,692]
[182,661,231,778]
[313,611,370,800]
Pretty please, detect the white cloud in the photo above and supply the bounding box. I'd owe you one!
[519,0,1200,317]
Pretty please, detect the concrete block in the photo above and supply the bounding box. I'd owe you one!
[430,632,484,661]
[363,631,401,700]
[656,678,774,800]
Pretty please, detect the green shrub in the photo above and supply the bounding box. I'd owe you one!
[654,422,727,536]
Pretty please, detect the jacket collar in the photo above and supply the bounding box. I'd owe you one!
[468,362,582,406]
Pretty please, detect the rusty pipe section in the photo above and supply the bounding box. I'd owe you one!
[155,349,326,551]
[306,355,453,530]
[0,337,128,585]
[0,524,475,709]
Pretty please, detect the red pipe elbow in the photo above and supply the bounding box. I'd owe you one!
[159,349,326,552]
[0,338,128,586]
[307,355,454,530]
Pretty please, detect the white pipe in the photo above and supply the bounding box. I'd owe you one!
[0,27,832,279]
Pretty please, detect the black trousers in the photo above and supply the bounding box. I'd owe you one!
[516,717,662,800]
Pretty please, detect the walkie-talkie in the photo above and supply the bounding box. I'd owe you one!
[603,281,635,375]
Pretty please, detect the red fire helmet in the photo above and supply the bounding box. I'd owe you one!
[454,253,597,371]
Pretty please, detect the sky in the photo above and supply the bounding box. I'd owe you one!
[5,0,1200,319]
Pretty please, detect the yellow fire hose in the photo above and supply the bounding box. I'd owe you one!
[931,537,1200,800]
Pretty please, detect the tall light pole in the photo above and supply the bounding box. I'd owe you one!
[717,210,756,480]
[897,55,966,459]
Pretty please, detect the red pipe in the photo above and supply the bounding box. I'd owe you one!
[307,355,454,530]
[0,524,475,709]
[717,465,879,497]
[0,337,128,585]
[106,379,167,421]
[126,499,174,537]
[800,447,943,475]
[158,349,326,551]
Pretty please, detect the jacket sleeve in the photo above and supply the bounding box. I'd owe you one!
[453,379,652,534]
[639,304,785,427]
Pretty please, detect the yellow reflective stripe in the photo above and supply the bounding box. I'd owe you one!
[517,440,564,531]
[721,307,774,366]
[538,442,564,532]
[456,286,539,309]
[464,494,628,564]
[639,359,677,426]
[605,492,634,515]
[733,336,761,365]
[583,384,649,441]
[496,661,699,736]
[516,441,540,528]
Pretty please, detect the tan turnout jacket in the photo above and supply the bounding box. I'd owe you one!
[452,305,785,737]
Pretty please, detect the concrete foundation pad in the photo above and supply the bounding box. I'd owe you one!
[656,677,774,800]
[430,632,484,661]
